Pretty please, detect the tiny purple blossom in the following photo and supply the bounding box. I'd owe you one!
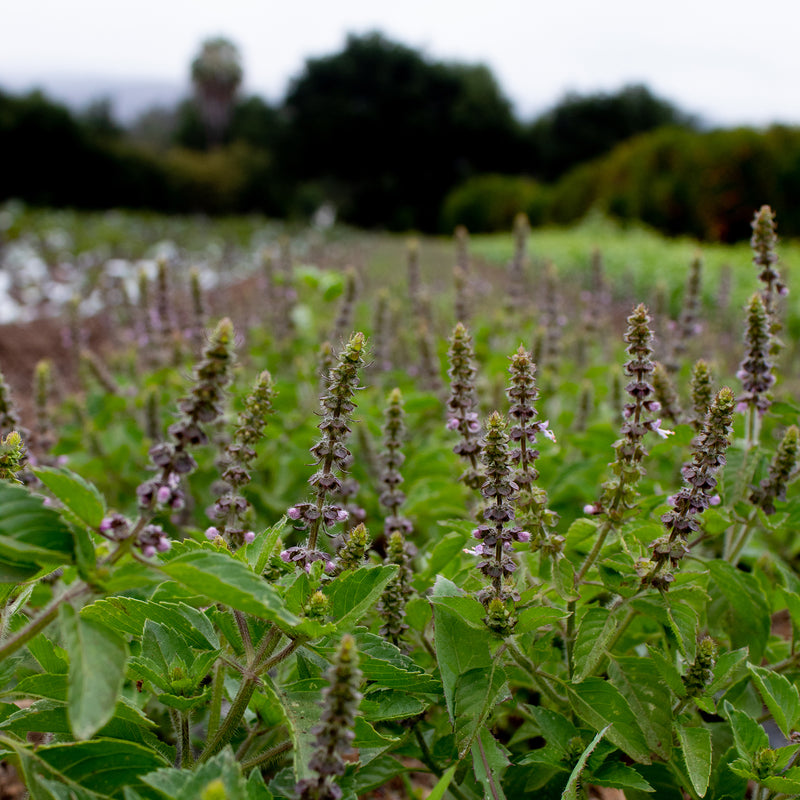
[280,549,292,562]
[142,545,156,558]
[100,517,115,532]
[446,417,460,431]
[335,509,349,522]
[205,526,220,541]
[287,506,302,520]
[156,486,172,504]
[709,494,722,506]
[243,530,256,544]
[56,455,69,466]
[517,530,532,543]
[540,423,556,442]
[156,537,171,552]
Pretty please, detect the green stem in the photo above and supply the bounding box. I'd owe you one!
[180,711,193,767]
[574,519,613,584]
[240,740,293,771]
[412,725,470,800]
[506,640,566,705]
[233,610,254,662]
[725,511,758,566]
[207,661,225,740]
[0,581,91,661]
[603,606,637,657]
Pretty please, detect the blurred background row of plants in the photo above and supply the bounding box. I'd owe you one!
[4,32,800,241]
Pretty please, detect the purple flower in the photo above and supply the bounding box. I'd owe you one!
[280,549,292,563]
[446,417,460,431]
[516,530,532,543]
[205,526,220,541]
[142,545,156,558]
[156,537,171,552]
[336,508,349,522]
[243,530,256,544]
[287,506,302,520]
[156,486,172,504]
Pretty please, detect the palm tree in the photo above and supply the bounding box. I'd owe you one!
[190,37,243,147]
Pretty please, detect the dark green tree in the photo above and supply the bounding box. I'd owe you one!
[280,32,523,230]
[527,83,696,181]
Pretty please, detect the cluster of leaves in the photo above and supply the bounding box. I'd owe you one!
[2,206,800,800]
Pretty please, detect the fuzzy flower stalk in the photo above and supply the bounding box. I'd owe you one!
[750,425,799,515]
[468,412,530,632]
[751,205,787,330]
[283,332,366,572]
[652,362,683,426]
[137,318,235,514]
[379,388,412,536]
[377,530,415,647]
[0,369,22,438]
[587,305,671,522]
[689,360,714,432]
[446,323,482,489]
[645,387,735,589]
[295,634,363,800]
[0,432,27,484]
[506,347,559,552]
[738,293,774,447]
[206,370,275,550]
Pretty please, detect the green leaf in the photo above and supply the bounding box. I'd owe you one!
[471,728,509,800]
[707,560,770,663]
[361,689,426,721]
[515,606,570,635]
[61,604,128,741]
[352,717,401,767]
[326,565,397,631]
[761,767,800,794]
[453,665,509,757]
[567,678,651,763]
[562,726,610,800]
[423,532,468,578]
[270,677,323,781]
[8,738,167,798]
[572,607,615,682]
[609,657,672,759]
[526,706,580,752]
[81,597,218,649]
[0,482,75,581]
[143,748,251,799]
[35,467,105,529]
[723,701,769,760]
[706,647,749,695]
[242,517,284,575]
[748,664,800,739]
[353,631,441,693]
[160,550,302,627]
[676,725,712,798]
[431,600,493,720]
[663,593,698,662]
[646,646,685,698]
[589,760,653,791]
[427,764,458,800]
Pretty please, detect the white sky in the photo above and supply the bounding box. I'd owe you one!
[2,0,799,126]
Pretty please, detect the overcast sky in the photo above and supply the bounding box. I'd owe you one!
[2,0,799,126]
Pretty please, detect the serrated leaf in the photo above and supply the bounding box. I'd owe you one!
[748,664,800,738]
[677,725,712,797]
[327,565,397,631]
[271,677,323,781]
[35,467,105,529]
[526,706,580,753]
[360,689,426,721]
[81,597,218,649]
[160,550,302,627]
[423,532,468,578]
[761,766,800,794]
[453,664,509,757]
[609,657,672,759]
[562,725,610,800]
[572,607,615,682]
[646,646,685,698]
[589,760,654,791]
[709,746,749,800]
[0,482,75,581]
[353,631,440,693]
[723,700,769,760]
[663,594,698,662]
[9,738,167,798]
[471,728,509,800]
[352,717,400,766]
[708,560,770,663]
[143,747,250,799]
[706,647,749,694]
[61,604,128,741]
[567,678,651,763]
[515,606,570,635]
[431,601,493,721]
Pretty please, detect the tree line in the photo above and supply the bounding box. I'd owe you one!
[2,32,798,240]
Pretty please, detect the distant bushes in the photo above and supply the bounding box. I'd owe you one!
[440,174,550,233]
[443,125,800,241]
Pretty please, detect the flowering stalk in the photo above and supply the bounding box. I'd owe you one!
[652,362,682,426]
[682,637,717,698]
[507,212,529,313]
[645,387,735,588]
[446,323,482,489]
[0,369,23,438]
[295,634,363,800]
[675,256,703,362]
[188,266,205,354]
[454,225,471,324]
[137,318,235,515]
[468,412,530,631]
[283,333,366,571]
[689,360,713,432]
[336,523,370,573]
[379,388,412,536]
[206,370,275,550]
[737,293,774,447]
[506,347,557,550]
[0,432,27,483]
[751,205,787,338]
[377,531,414,647]
[32,359,55,462]
[726,425,800,565]
[578,305,670,582]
